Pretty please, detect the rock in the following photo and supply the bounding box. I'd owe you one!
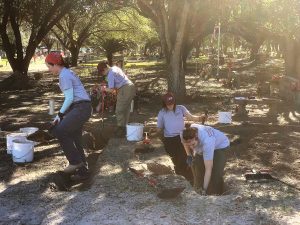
[157,187,185,199]
[134,143,155,154]
[146,162,173,175]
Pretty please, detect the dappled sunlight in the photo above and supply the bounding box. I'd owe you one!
[7,95,19,99]
[277,114,289,125]
[248,104,270,118]
[99,164,123,176]
[288,112,299,122]
[288,132,300,138]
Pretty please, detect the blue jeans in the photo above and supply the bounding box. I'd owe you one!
[51,102,91,165]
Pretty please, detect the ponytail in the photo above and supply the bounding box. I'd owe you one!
[182,123,197,140]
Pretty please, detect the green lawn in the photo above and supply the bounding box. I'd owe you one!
[0,58,9,67]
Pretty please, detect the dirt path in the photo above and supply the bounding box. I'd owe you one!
[1,137,299,225]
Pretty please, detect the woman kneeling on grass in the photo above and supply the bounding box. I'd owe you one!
[181,123,229,195]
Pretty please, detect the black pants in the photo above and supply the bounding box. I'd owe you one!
[51,102,91,165]
[163,135,193,183]
[192,148,227,195]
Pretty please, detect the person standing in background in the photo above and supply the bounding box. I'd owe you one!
[97,61,135,137]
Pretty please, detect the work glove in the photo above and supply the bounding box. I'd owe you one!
[52,112,64,125]
[186,155,193,167]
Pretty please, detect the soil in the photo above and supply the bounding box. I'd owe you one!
[0,59,300,224]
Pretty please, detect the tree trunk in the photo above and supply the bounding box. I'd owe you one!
[45,43,54,54]
[281,38,300,79]
[195,41,201,58]
[106,52,113,66]
[250,43,261,61]
[70,48,79,67]
[167,53,186,101]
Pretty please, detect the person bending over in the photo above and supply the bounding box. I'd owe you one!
[97,61,135,137]
[181,123,229,195]
[157,92,207,184]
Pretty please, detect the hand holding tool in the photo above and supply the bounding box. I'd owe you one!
[186,155,193,167]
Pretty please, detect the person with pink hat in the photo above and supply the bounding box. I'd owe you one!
[45,52,91,180]
[156,92,207,184]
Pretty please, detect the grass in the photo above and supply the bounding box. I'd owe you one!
[0,58,9,66]
[125,60,164,68]
[80,59,165,69]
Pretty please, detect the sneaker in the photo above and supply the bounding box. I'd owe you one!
[70,166,90,181]
[63,162,84,174]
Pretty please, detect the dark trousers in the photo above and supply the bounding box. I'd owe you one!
[51,102,91,165]
[163,135,193,183]
[192,148,227,195]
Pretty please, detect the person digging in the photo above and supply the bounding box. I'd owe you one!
[156,92,207,185]
[181,123,230,195]
[45,52,91,181]
[97,61,136,137]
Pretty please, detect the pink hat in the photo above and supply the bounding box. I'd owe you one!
[45,52,63,65]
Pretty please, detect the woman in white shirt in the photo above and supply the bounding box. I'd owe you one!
[181,123,229,195]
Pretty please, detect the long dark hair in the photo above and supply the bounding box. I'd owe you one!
[182,123,198,140]
[162,101,176,112]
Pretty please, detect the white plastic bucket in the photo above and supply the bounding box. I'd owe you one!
[126,123,144,141]
[20,127,39,135]
[218,112,232,124]
[12,139,34,163]
[6,133,28,154]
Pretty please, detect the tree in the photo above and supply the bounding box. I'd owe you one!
[0,0,76,89]
[228,0,300,78]
[42,34,56,53]
[88,6,158,62]
[100,38,136,65]
[135,0,224,98]
[52,1,110,67]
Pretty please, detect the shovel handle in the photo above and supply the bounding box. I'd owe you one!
[129,167,158,188]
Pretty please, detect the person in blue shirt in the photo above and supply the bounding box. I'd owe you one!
[45,52,91,180]
[97,61,135,137]
[181,123,230,195]
[157,92,207,184]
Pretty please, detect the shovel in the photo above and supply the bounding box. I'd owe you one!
[128,167,185,199]
[244,169,300,191]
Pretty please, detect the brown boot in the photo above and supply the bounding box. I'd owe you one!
[63,162,84,174]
